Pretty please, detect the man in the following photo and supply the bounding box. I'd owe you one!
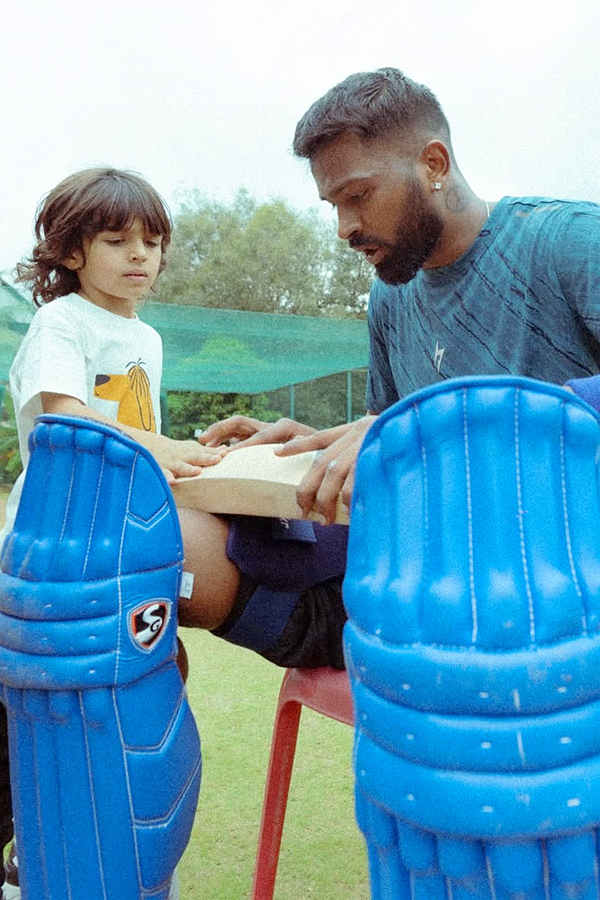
[201,66,600,516]
[182,67,600,666]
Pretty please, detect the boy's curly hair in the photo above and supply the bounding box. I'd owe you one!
[16,168,172,306]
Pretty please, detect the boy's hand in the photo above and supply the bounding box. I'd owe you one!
[40,392,226,485]
[151,437,225,484]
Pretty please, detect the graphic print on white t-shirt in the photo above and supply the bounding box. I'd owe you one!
[94,358,156,432]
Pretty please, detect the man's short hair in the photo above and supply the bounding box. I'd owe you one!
[293,67,451,159]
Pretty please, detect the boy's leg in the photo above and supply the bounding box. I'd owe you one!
[176,508,241,631]
[178,510,348,670]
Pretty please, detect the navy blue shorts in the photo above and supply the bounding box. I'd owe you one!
[212,517,348,670]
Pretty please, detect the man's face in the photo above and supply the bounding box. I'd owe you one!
[311,132,443,284]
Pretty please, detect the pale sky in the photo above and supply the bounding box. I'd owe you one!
[2,0,600,273]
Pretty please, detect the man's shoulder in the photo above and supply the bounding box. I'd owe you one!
[490,197,600,260]
[500,195,600,222]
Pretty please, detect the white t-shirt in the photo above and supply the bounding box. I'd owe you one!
[2,293,163,540]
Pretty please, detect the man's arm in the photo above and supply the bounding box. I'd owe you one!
[201,411,378,523]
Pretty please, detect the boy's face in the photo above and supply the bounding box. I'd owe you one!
[64,219,163,317]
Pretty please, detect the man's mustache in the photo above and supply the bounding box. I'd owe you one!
[348,235,393,250]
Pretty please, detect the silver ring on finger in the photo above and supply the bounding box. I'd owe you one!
[327,459,338,472]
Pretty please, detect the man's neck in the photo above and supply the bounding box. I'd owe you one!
[424,185,491,269]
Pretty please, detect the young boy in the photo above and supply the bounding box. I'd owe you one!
[1,167,223,543]
[0,167,222,899]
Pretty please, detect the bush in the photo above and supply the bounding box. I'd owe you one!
[166,391,280,441]
[0,389,22,485]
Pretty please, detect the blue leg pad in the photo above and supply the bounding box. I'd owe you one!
[344,376,600,900]
[0,415,201,900]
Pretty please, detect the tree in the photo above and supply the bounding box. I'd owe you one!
[155,189,372,317]
[155,189,373,432]
[321,238,371,317]
[166,391,279,441]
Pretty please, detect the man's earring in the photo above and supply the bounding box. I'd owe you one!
[432,182,443,191]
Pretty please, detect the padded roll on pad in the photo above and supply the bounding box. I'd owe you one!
[0,415,201,900]
[344,376,600,900]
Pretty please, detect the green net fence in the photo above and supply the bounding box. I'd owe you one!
[0,279,369,395]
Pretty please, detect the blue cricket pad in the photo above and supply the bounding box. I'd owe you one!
[344,376,600,900]
[0,415,201,900]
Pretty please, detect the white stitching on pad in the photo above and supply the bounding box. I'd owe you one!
[514,389,536,645]
[559,408,585,633]
[83,453,105,577]
[413,403,428,638]
[463,389,478,645]
[114,449,136,685]
[79,690,108,900]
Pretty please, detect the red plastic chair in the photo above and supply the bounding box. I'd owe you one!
[250,667,354,900]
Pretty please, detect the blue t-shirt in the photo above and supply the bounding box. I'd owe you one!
[367,196,600,412]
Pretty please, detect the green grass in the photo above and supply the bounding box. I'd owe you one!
[178,628,369,899]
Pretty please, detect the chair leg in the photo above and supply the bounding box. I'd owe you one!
[250,694,303,900]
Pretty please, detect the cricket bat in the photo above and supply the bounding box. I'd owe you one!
[171,443,349,524]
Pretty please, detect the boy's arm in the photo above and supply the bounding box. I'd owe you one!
[41,393,224,484]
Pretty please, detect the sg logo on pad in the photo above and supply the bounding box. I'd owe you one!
[129,600,171,651]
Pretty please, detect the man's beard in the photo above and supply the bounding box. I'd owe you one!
[354,179,444,285]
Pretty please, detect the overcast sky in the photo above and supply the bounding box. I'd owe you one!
[2,0,599,273]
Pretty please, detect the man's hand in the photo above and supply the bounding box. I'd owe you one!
[276,415,377,524]
[200,415,316,448]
